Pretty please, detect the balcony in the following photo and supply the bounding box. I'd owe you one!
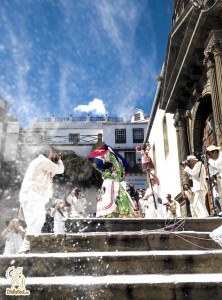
[34,116,124,123]
[19,134,102,145]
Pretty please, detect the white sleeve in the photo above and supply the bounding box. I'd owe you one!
[208,157,222,173]
[184,161,202,177]
[66,195,73,205]
[144,188,150,197]
[207,161,218,176]
[41,159,64,175]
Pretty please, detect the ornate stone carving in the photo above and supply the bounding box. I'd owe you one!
[211,40,222,57]
[174,109,187,128]
[205,30,222,56]
[204,31,222,146]
[204,51,215,70]
[174,108,190,163]
[185,110,192,119]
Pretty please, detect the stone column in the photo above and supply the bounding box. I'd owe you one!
[204,31,222,146]
[212,33,222,102]
[174,109,190,185]
[174,109,189,162]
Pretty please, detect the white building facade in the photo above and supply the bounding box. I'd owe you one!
[144,79,187,215]
[20,115,104,158]
[19,109,149,189]
[103,109,149,189]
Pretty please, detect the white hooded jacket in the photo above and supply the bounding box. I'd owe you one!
[19,154,64,203]
[184,161,207,193]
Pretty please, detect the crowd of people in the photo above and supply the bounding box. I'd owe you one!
[2,143,222,255]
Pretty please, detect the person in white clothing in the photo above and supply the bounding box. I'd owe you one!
[50,199,71,234]
[1,219,26,255]
[164,194,181,218]
[138,191,146,218]
[207,145,222,177]
[207,146,222,245]
[181,155,209,218]
[66,188,88,218]
[143,171,164,218]
[142,199,150,218]
[182,183,196,217]
[19,147,64,253]
[206,145,222,214]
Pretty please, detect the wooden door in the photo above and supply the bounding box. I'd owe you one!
[202,113,216,150]
[202,113,217,214]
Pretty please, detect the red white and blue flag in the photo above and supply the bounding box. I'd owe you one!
[89,144,128,171]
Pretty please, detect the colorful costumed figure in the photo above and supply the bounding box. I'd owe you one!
[89,144,136,218]
[136,142,157,211]
[136,142,154,172]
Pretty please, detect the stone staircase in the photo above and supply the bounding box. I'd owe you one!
[1,217,222,300]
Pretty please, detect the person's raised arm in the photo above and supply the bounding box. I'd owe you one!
[13,222,25,238]
[184,161,201,177]
[51,200,60,217]
[149,171,160,186]
[41,154,64,175]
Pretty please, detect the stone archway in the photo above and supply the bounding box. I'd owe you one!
[193,95,216,157]
[192,94,217,214]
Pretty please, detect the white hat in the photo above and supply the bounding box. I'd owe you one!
[206,145,220,152]
[187,155,198,161]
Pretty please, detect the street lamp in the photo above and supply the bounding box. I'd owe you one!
[190,0,221,12]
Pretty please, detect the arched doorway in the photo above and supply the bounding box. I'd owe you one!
[193,94,217,214]
[193,95,216,156]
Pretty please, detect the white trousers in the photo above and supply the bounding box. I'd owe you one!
[20,197,46,252]
[145,198,164,219]
[193,190,209,218]
[148,203,164,218]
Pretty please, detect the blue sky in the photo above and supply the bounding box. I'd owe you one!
[0,0,173,126]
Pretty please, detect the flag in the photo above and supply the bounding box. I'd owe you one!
[89,144,128,171]
[88,145,108,171]
[105,144,128,170]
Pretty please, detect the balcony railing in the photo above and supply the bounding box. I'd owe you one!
[19,134,101,145]
[34,116,125,123]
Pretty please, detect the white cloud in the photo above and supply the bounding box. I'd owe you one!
[0,44,5,51]
[74,98,107,115]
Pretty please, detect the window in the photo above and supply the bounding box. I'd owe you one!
[163,116,169,158]
[133,128,144,143]
[98,133,102,143]
[125,152,136,169]
[115,129,126,143]
[152,144,156,175]
[69,133,79,144]
[134,113,140,121]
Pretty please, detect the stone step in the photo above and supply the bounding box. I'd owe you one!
[65,217,222,233]
[27,231,220,253]
[1,250,222,278]
[1,273,222,300]
[1,219,221,300]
